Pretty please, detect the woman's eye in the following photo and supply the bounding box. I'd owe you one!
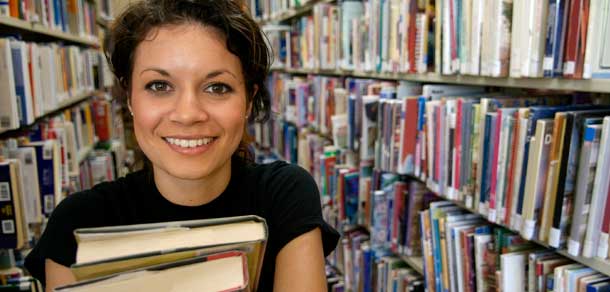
[146,81,172,93]
[205,83,232,95]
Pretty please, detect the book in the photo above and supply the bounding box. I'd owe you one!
[0,160,27,250]
[594,117,610,259]
[56,251,250,292]
[567,124,603,256]
[0,38,19,133]
[68,215,267,290]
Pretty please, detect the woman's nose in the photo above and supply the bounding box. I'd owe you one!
[168,90,209,125]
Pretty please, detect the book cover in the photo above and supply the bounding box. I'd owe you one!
[58,251,250,292]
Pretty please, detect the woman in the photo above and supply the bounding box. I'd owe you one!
[24,1,339,291]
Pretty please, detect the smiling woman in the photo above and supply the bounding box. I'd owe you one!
[23,1,339,292]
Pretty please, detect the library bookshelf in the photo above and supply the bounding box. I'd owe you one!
[253,1,610,289]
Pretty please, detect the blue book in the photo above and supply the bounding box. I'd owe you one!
[543,0,569,77]
[0,162,19,249]
[362,245,373,292]
[27,141,59,216]
[344,173,360,226]
[479,113,495,208]
[348,95,357,150]
[9,41,27,126]
[588,281,610,292]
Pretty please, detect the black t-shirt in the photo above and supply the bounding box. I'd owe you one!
[24,159,340,291]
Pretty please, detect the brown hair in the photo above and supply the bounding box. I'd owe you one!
[105,0,271,163]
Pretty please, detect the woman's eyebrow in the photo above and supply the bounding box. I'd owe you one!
[205,69,238,80]
[140,68,171,77]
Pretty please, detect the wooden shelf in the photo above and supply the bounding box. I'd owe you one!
[0,17,99,47]
[272,67,610,94]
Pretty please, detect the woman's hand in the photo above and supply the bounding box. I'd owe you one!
[45,259,76,292]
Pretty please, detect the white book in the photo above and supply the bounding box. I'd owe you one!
[593,117,610,258]
[29,43,44,118]
[470,0,484,75]
[460,0,473,74]
[501,252,528,292]
[39,44,57,113]
[442,0,452,74]
[0,38,19,133]
[583,0,599,79]
[509,0,524,78]
[525,0,549,77]
[340,1,364,70]
[590,0,610,78]
[7,146,42,227]
[567,124,603,257]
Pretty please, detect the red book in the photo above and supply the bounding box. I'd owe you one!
[574,0,590,78]
[93,100,111,142]
[454,99,463,193]
[391,181,407,253]
[400,98,419,173]
[433,105,436,183]
[27,44,37,117]
[600,181,610,234]
[503,111,520,224]
[408,0,417,73]
[563,0,583,78]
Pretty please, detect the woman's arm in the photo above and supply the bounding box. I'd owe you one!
[45,259,76,292]
[273,228,328,292]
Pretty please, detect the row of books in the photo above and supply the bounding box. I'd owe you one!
[251,0,313,20]
[0,264,41,292]
[337,228,426,292]
[0,0,99,41]
[421,198,610,292]
[324,169,610,292]
[258,73,610,256]
[0,37,113,133]
[260,0,610,79]
[0,97,127,249]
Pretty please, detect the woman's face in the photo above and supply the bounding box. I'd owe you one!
[130,23,250,182]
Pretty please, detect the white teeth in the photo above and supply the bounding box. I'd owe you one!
[165,137,215,148]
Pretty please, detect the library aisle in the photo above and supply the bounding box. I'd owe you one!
[251,0,610,291]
